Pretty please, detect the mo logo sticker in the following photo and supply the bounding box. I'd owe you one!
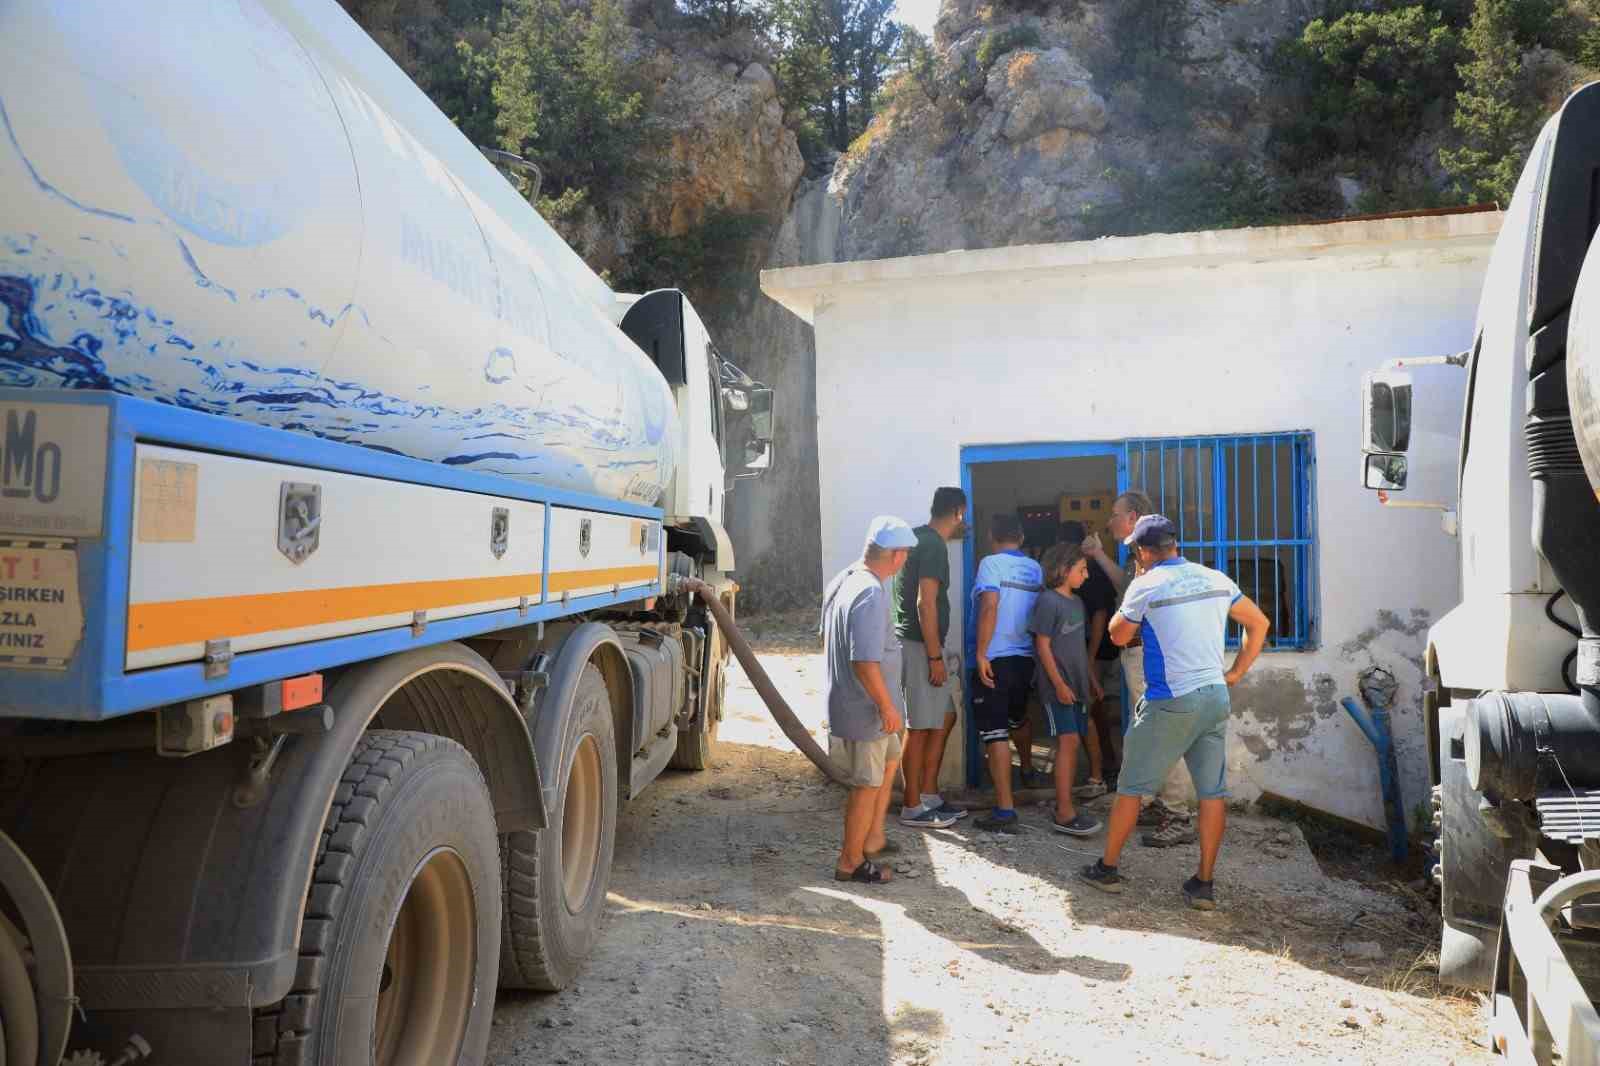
[1,410,62,504]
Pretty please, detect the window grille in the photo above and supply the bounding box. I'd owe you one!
[1124,433,1317,650]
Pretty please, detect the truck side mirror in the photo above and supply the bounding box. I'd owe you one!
[1363,453,1408,491]
[748,388,774,443]
[743,439,773,471]
[728,388,775,483]
[1362,370,1413,453]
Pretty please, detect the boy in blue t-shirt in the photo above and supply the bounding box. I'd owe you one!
[970,514,1042,832]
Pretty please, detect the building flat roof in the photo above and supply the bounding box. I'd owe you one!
[760,208,1503,324]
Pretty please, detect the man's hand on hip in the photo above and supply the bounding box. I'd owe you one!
[929,656,948,687]
[977,656,996,688]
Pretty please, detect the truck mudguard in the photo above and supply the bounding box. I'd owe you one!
[527,623,636,811]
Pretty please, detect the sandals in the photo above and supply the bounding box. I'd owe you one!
[835,860,892,884]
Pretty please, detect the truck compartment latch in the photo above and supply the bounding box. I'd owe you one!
[491,506,510,559]
[278,481,322,564]
[204,638,233,680]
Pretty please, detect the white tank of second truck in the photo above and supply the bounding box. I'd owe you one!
[0,0,676,506]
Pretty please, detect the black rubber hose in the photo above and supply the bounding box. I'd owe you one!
[1547,590,1582,637]
[684,579,853,787]
[1548,591,1582,694]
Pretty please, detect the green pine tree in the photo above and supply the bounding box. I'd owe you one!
[484,0,651,207]
[1441,0,1532,205]
[770,0,902,151]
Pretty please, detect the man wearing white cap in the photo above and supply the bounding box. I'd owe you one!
[822,515,918,884]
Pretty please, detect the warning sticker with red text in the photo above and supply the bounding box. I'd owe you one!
[0,543,83,669]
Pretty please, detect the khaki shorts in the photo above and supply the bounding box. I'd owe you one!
[1120,645,1148,706]
[829,731,903,788]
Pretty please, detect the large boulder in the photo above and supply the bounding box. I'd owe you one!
[985,48,1108,143]
[641,58,803,238]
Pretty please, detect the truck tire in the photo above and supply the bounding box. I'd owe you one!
[669,650,724,772]
[499,665,617,991]
[253,731,501,1066]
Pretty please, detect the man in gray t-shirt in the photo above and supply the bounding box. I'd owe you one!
[822,516,917,885]
[824,569,892,740]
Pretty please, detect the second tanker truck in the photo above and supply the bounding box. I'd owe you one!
[1359,82,1600,1056]
[0,1,777,1063]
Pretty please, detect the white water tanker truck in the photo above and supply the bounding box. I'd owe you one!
[1359,83,1600,1057]
[0,1,779,1062]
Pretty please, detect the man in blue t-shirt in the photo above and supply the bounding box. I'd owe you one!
[1078,515,1271,910]
[970,513,1043,833]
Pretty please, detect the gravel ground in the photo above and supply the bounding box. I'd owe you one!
[487,634,1494,1066]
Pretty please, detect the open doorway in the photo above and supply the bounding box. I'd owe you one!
[970,455,1120,564]
[958,433,1318,787]
[961,446,1123,789]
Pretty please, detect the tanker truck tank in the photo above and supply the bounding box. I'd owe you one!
[0,0,677,506]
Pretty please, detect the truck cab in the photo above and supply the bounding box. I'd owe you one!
[616,288,775,570]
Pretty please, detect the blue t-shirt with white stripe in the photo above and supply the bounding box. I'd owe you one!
[972,549,1043,660]
[1115,558,1242,700]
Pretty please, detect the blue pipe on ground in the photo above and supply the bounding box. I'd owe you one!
[1341,696,1409,863]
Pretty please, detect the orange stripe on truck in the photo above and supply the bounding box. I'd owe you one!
[125,565,659,654]
[546,564,659,593]
[127,573,543,653]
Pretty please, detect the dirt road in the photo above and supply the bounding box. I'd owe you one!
[487,635,1493,1066]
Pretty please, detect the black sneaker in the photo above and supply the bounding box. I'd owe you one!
[974,811,1021,834]
[1079,860,1124,893]
[1182,876,1216,910]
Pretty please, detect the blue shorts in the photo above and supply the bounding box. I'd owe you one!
[1043,700,1087,739]
[1117,684,1230,799]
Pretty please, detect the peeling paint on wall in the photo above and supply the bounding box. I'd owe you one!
[1232,669,1341,760]
[1340,607,1432,669]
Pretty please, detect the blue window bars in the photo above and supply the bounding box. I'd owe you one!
[1124,433,1318,650]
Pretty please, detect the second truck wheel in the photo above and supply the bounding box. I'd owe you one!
[500,665,619,991]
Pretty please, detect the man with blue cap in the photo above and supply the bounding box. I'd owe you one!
[822,515,920,884]
[1078,514,1271,910]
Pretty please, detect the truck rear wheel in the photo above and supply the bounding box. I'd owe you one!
[499,665,617,992]
[254,732,501,1065]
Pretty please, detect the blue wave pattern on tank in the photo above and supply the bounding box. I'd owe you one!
[0,235,672,500]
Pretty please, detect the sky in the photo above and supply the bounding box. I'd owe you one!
[893,0,939,38]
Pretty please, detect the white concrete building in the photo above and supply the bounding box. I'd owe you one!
[761,210,1501,832]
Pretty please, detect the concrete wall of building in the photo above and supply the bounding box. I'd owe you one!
[763,213,1500,831]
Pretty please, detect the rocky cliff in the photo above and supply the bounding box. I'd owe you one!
[549,20,805,284]
[828,0,1325,260]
